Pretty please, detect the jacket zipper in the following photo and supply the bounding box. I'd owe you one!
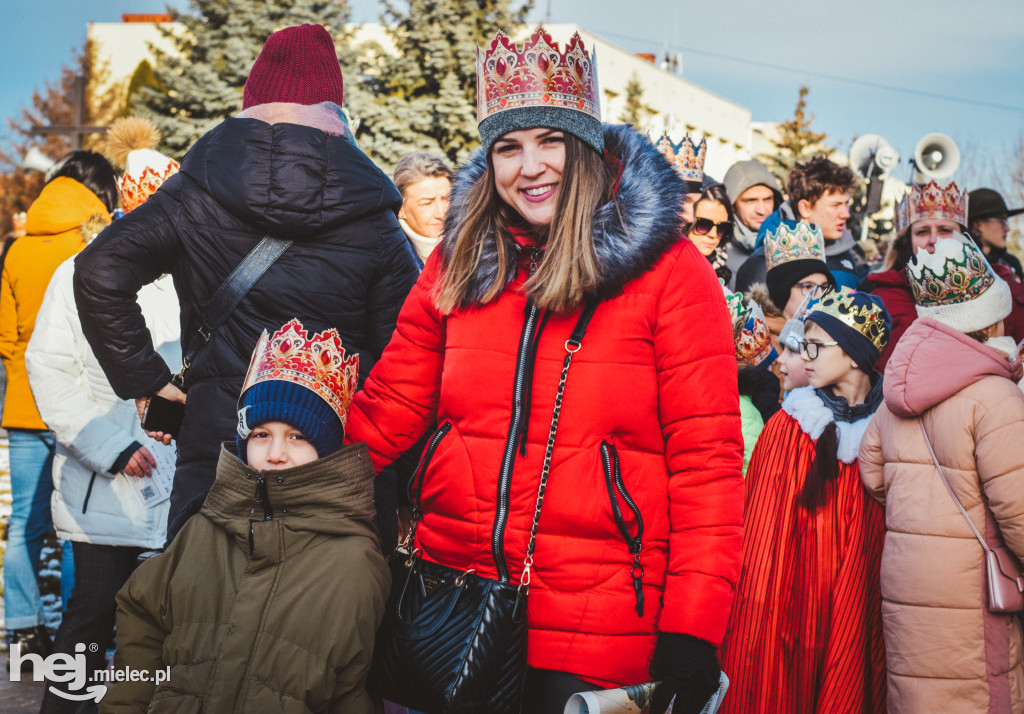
[493,302,540,583]
[82,472,98,513]
[248,474,274,556]
[406,422,453,506]
[601,441,645,616]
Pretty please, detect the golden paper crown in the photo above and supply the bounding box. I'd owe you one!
[764,220,826,272]
[476,28,600,125]
[655,135,706,183]
[895,180,967,234]
[241,319,360,427]
[722,282,776,367]
[811,287,890,351]
[735,315,777,367]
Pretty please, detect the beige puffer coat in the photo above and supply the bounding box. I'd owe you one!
[860,318,1024,713]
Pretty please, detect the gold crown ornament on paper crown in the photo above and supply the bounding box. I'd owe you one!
[241,318,360,427]
[764,220,826,272]
[654,135,707,183]
[722,282,776,367]
[907,236,996,307]
[811,287,889,352]
[476,28,602,151]
[895,180,967,235]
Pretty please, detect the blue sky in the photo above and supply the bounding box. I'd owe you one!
[4,0,1023,188]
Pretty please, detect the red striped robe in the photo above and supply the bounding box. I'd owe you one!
[719,409,886,714]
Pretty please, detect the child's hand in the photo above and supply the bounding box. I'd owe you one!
[125,446,157,477]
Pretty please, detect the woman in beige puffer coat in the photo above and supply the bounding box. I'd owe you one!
[860,237,1024,713]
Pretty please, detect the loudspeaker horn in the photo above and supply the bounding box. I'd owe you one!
[849,134,899,179]
[23,146,56,174]
[913,133,960,182]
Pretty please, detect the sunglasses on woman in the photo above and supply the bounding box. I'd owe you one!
[692,217,734,242]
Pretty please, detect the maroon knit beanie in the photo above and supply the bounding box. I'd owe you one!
[243,24,344,109]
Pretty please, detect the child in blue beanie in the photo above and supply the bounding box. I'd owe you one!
[104,319,390,714]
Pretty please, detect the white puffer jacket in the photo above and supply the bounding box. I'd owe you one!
[25,257,180,547]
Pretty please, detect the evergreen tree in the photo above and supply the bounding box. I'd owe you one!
[135,0,358,156]
[352,0,533,171]
[124,59,164,118]
[617,73,651,129]
[762,85,829,185]
[0,39,123,236]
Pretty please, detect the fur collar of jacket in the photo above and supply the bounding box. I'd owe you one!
[442,124,685,305]
[781,385,875,464]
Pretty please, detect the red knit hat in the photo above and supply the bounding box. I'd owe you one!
[243,24,344,109]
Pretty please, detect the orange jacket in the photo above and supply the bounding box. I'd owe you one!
[0,177,109,429]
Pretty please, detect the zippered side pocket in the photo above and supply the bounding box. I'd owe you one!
[407,421,453,508]
[82,472,98,513]
[601,440,645,617]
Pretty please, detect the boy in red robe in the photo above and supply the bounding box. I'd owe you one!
[719,286,890,714]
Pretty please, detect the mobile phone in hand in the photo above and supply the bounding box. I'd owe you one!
[142,395,185,439]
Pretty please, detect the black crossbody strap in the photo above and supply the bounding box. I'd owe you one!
[176,236,292,386]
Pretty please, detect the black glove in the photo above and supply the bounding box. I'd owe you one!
[649,632,720,714]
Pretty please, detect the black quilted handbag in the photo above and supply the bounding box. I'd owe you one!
[370,301,598,714]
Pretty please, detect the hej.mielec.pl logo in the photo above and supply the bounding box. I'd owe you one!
[9,642,171,702]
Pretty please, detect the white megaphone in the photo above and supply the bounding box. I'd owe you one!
[913,133,960,183]
[849,134,900,179]
[23,146,56,174]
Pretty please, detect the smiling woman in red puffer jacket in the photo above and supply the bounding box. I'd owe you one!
[346,27,743,714]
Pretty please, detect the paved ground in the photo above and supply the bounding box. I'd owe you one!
[0,663,46,713]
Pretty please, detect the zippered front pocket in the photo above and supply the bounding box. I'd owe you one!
[601,441,645,617]
[407,421,453,507]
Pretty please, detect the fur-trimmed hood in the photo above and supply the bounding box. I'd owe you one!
[442,123,686,304]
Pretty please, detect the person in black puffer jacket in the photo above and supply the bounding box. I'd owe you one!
[74,24,419,534]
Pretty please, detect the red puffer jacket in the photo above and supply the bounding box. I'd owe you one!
[346,125,744,687]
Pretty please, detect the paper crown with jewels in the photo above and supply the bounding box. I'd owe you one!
[655,135,706,184]
[240,318,360,427]
[906,236,1011,332]
[895,180,967,235]
[809,287,890,352]
[722,282,777,368]
[476,27,603,153]
[105,117,179,213]
[764,220,826,272]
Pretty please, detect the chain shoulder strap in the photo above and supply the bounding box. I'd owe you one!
[518,299,598,594]
[401,300,599,591]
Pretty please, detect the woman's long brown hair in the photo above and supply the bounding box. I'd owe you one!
[435,133,619,314]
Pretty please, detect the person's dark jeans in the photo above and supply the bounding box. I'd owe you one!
[39,542,144,714]
[522,667,592,714]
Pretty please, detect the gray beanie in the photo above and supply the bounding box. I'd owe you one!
[478,105,604,155]
[723,160,783,205]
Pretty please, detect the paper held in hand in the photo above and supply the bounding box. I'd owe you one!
[122,442,176,508]
[563,671,729,714]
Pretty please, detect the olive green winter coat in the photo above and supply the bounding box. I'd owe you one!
[101,442,390,714]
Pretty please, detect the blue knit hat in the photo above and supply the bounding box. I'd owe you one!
[236,380,344,462]
[805,287,891,374]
